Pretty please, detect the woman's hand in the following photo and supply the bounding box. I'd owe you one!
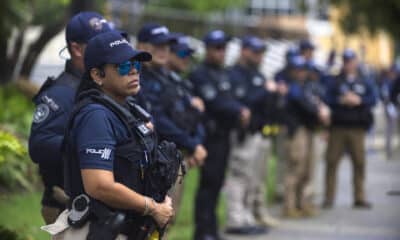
[150,196,174,227]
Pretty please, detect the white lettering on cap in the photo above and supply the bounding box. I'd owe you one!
[89,17,108,31]
[109,38,129,48]
[210,30,224,39]
[151,26,169,35]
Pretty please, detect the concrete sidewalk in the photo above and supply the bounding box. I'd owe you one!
[224,150,400,240]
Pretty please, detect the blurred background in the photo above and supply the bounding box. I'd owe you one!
[0,0,399,239]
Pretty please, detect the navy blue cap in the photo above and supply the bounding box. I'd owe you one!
[170,32,195,55]
[286,47,298,61]
[66,11,113,44]
[203,30,231,46]
[84,30,152,71]
[289,55,307,69]
[299,39,315,51]
[241,35,266,52]
[342,49,357,61]
[137,23,176,45]
[306,60,322,73]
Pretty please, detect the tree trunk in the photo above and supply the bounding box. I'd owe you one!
[0,39,13,84]
[19,20,66,79]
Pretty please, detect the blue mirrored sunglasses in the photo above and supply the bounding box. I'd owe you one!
[116,60,142,76]
[176,49,191,59]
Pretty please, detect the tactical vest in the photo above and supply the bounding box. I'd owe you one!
[331,75,373,129]
[145,68,201,134]
[63,89,156,233]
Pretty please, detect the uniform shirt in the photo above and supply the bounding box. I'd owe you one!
[72,103,129,171]
[65,103,128,199]
[189,62,243,132]
[228,64,269,107]
[285,80,320,130]
[139,66,204,153]
[29,60,81,191]
[325,72,377,128]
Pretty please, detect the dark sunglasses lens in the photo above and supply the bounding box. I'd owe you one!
[117,61,131,76]
[215,44,226,50]
[177,50,190,58]
[117,61,141,76]
[133,61,141,72]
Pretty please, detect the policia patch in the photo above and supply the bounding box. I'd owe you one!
[33,103,50,123]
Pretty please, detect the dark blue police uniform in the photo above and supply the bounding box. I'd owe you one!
[140,66,205,152]
[29,60,81,209]
[28,12,113,216]
[324,49,376,208]
[189,30,244,239]
[63,30,160,238]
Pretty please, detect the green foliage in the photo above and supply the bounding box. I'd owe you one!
[0,85,38,191]
[0,130,38,191]
[330,0,400,40]
[0,192,46,240]
[150,0,246,13]
[0,85,34,137]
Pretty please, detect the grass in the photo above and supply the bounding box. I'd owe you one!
[0,191,47,240]
[0,157,277,240]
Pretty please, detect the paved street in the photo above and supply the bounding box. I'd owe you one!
[224,143,400,240]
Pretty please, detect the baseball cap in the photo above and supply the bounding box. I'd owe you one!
[241,35,266,52]
[66,11,113,44]
[203,30,231,47]
[342,49,357,61]
[289,55,307,69]
[84,30,152,71]
[299,39,315,51]
[170,33,195,57]
[137,23,176,45]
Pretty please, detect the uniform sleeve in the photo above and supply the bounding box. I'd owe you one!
[28,86,74,168]
[287,83,319,116]
[141,79,200,152]
[390,77,400,105]
[74,109,117,171]
[361,79,377,107]
[189,70,243,120]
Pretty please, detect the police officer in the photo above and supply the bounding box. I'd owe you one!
[225,35,278,235]
[166,32,207,215]
[298,39,315,62]
[323,49,376,209]
[44,31,174,239]
[283,55,330,218]
[28,11,113,224]
[189,30,251,240]
[273,47,294,202]
[136,24,208,219]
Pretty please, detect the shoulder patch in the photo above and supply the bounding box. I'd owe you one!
[33,104,50,123]
[252,76,265,86]
[201,84,217,100]
[41,95,60,111]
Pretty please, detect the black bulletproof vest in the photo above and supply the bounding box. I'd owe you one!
[63,90,156,212]
[144,68,201,134]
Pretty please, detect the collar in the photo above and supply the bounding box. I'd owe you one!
[65,60,83,79]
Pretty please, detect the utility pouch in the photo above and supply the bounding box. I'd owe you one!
[86,212,126,240]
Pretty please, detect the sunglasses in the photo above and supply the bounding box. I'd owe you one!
[176,49,192,59]
[213,44,226,50]
[115,60,142,76]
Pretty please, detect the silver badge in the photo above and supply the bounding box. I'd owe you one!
[33,104,50,123]
[252,76,264,86]
[218,81,231,91]
[353,84,366,95]
[201,84,217,100]
[235,86,246,98]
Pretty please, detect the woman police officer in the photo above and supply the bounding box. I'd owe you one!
[50,30,174,239]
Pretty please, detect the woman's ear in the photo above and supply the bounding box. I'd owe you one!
[90,68,104,86]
